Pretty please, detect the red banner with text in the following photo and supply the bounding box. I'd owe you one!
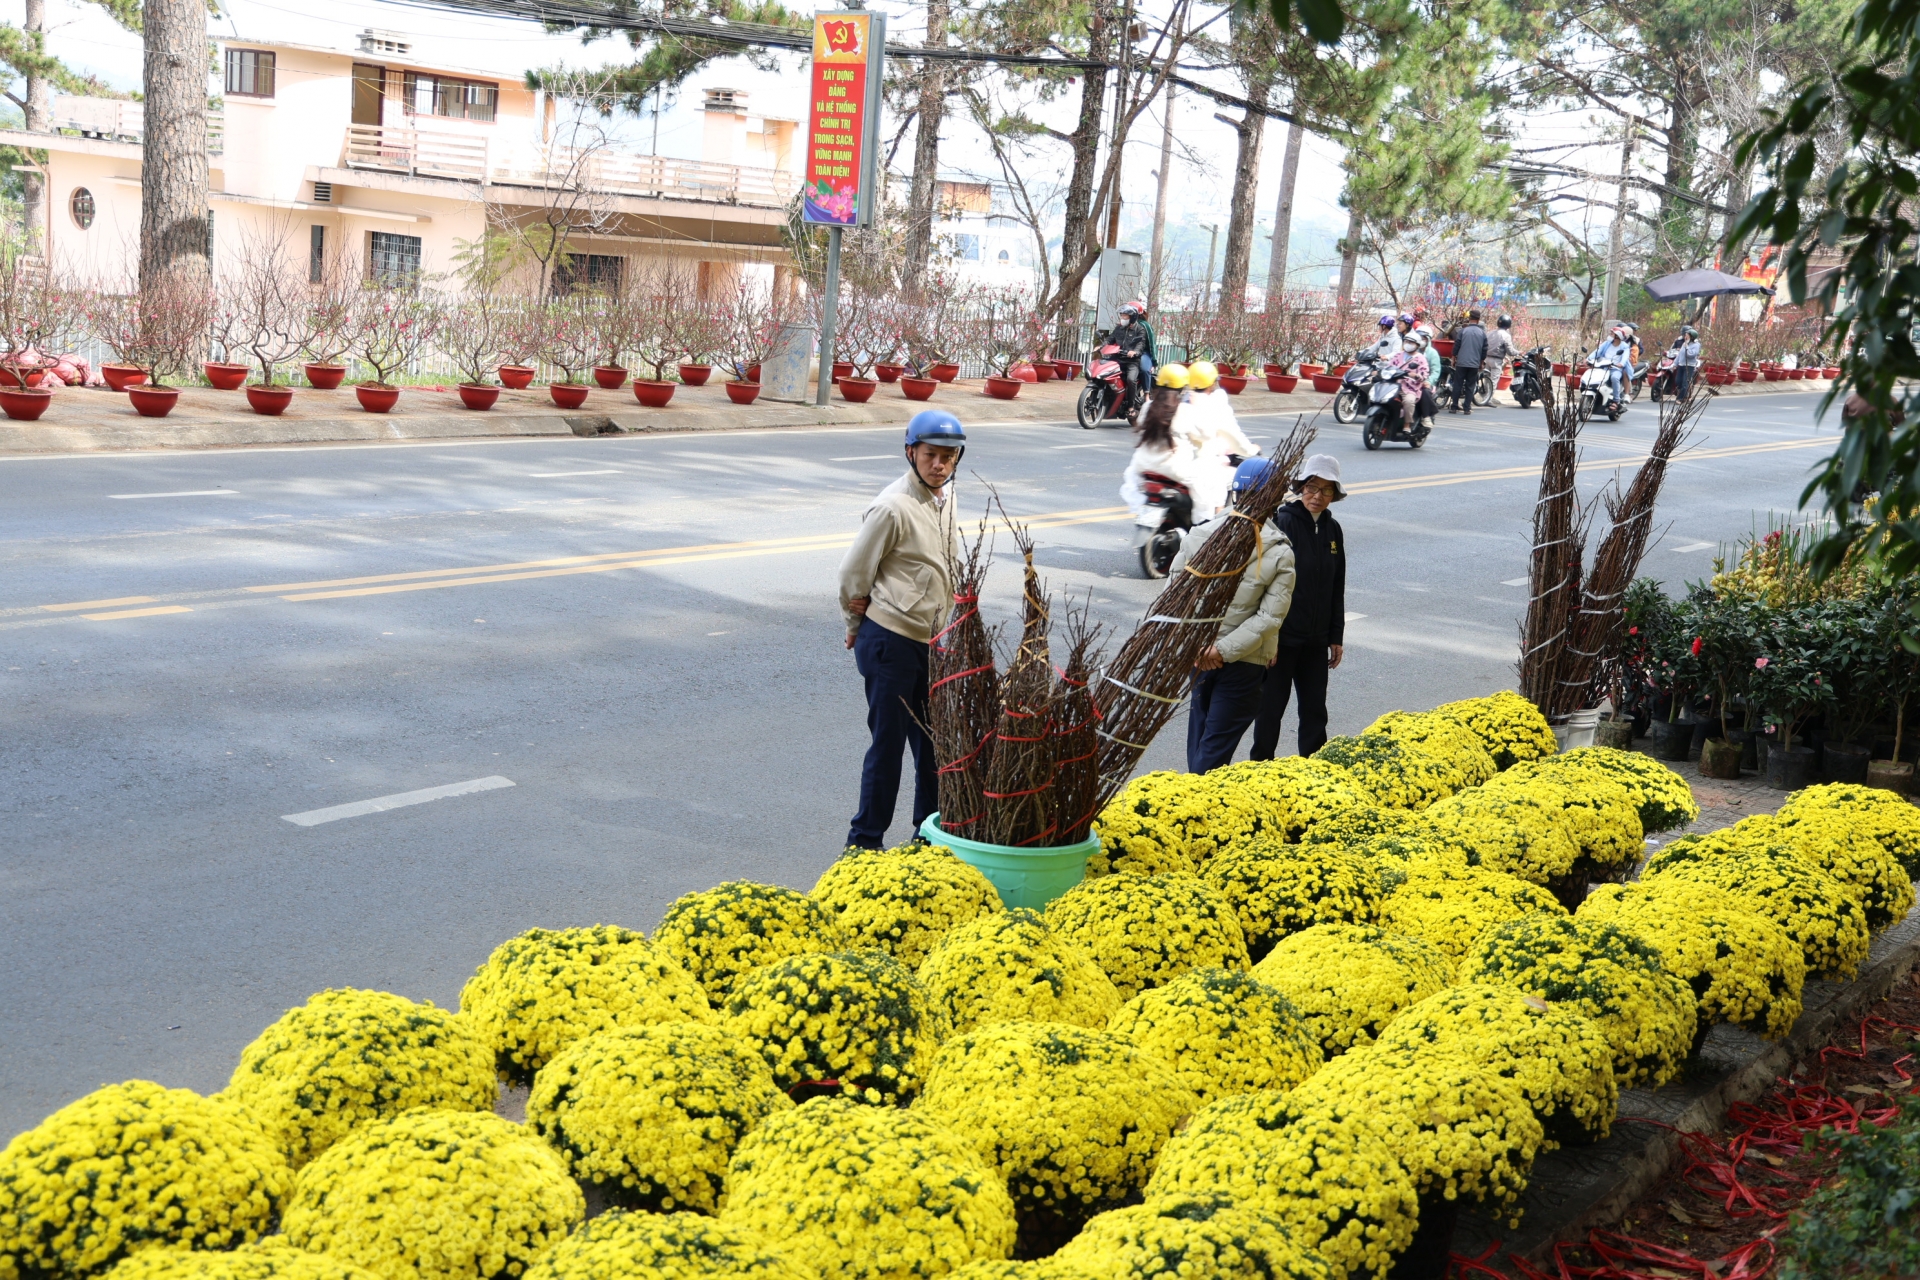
[804,12,876,226]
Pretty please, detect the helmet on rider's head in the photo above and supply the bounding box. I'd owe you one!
[1155,363,1190,389]
[1681,325,1698,339]
[905,410,966,448]
[1497,314,1513,328]
[1188,360,1219,390]
[1411,330,1431,349]
[1231,458,1275,494]
[1118,301,1143,320]
[1378,312,1397,328]
[1398,312,1416,326]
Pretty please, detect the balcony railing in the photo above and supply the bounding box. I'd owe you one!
[48,95,222,154]
[341,126,798,209]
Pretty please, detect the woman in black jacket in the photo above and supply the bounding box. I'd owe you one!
[1250,454,1347,759]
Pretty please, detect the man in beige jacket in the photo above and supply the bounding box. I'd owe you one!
[837,411,966,848]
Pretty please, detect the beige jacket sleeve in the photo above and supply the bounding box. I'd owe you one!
[838,503,900,637]
[1216,539,1297,665]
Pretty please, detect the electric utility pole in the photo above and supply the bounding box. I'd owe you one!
[1601,122,1636,323]
[1202,222,1219,310]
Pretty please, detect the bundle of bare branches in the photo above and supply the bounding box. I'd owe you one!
[1051,606,1103,845]
[981,525,1059,846]
[928,521,998,836]
[1553,384,1712,716]
[1090,416,1318,808]
[1518,374,1590,712]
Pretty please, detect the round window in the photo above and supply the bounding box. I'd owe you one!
[69,188,95,230]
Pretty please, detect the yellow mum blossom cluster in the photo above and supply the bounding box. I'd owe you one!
[1198,838,1383,960]
[1545,747,1700,833]
[1105,967,1324,1104]
[1379,860,1568,960]
[1310,733,1458,811]
[521,1210,814,1280]
[915,1021,1196,1215]
[1252,924,1451,1057]
[221,989,496,1169]
[810,844,1002,967]
[1046,1194,1334,1279]
[652,881,849,1001]
[1643,833,1872,978]
[1733,812,1916,930]
[723,950,947,1104]
[458,926,714,1081]
[1372,983,1618,1148]
[0,1082,289,1279]
[915,908,1121,1034]
[281,1109,582,1280]
[1088,770,1272,876]
[1146,1089,1418,1277]
[1365,710,1500,790]
[1043,873,1249,1000]
[1421,784,1581,886]
[1578,881,1806,1039]
[1210,756,1384,844]
[1459,914,1698,1088]
[106,1243,379,1280]
[1491,764,1645,876]
[719,1098,1016,1278]
[1778,781,1920,873]
[525,1022,791,1213]
[1432,691,1559,770]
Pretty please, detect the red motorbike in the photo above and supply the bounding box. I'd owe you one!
[1077,342,1145,429]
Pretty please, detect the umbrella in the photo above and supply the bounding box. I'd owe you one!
[1643,268,1776,302]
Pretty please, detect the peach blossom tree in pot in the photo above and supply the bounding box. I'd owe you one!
[298,265,358,389]
[539,296,599,406]
[86,273,216,419]
[223,239,313,414]
[444,293,506,410]
[0,249,84,416]
[350,292,441,413]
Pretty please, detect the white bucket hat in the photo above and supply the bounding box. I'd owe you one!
[1296,453,1346,500]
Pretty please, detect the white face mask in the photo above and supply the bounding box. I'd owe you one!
[1403,343,1418,354]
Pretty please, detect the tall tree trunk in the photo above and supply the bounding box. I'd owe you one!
[1057,0,1113,297]
[1335,205,1362,306]
[1218,79,1270,309]
[21,0,50,253]
[141,0,210,289]
[1147,76,1176,313]
[901,0,949,296]
[1264,109,1304,303]
[1658,67,1701,273]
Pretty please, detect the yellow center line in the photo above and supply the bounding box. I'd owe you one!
[82,605,193,621]
[41,595,158,613]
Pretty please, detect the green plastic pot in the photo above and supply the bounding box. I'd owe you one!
[919,813,1101,910]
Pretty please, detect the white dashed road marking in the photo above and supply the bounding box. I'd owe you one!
[282,776,516,827]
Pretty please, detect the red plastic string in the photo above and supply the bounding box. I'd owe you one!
[928,662,993,695]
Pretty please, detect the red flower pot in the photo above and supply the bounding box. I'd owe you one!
[1310,373,1344,394]
[1297,363,1325,377]
[1763,369,1786,381]
[901,376,938,401]
[1218,373,1249,395]
[592,366,628,390]
[458,383,501,410]
[1263,363,1283,375]
[356,384,401,413]
[245,384,294,416]
[1265,373,1299,394]
[1433,339,1455,359]
[1053,360,1083,380]
[984,375,1023,400]
[203,362,249,390]
[724,380,761,405]
[0,367,50,388]
[1329,363,1354,377]
[498,365,536,389]
[1552,362,1571,376]
[0,387,53,420]
[831,361,853,382]
[1824,366,1841,379]
[747,363,762,383]
[1737,368,1758,382]
[874,362,905,383]
[839,376,880,403]
[679,363,713,386]
[127,385,179,418]
[929,362,961,383]
[549,383,590,408]
[633,379,676,408]
[303,363,346,390]
[1011,362,1039,383]
[1497,374,1512,390]
[1032,361,1056,382]
[101,363,147,391]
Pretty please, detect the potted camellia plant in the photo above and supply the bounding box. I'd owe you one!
[350,292,441,413]
[444,294,505,409]
[1750,608,1836,789]
[1691,593,1761,779]
[1818,594,1890,785]
[1871,616,1920,794]
[539,297,598,408]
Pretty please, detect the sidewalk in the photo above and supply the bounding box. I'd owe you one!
[0,371,1835,456]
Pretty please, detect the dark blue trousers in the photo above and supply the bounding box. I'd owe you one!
[1250,642,1332,760]
[1186,660,1267,773]
[1673,365,1695,399]
[847,618,937,848]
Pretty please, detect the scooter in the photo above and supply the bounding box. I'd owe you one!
[1333,351,1379,424]
[1509,346,1551,409]
[1077,343,1145,429]
[1360,366,1430,450]
[1647,348,1679,402]
[1134,471,1195,578]
[1578,363,1626,420]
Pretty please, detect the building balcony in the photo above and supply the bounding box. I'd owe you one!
[51,95,223,154]
[339,124,799,209]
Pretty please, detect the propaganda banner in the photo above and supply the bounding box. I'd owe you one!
[803,11,886,226]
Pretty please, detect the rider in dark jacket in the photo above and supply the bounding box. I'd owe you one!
[1110,304,1156,401]
[1450,311,1487,416]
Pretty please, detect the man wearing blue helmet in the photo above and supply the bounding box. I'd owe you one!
[836,410,966,848]
[1168,457,1297,773]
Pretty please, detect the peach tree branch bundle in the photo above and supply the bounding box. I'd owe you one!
[1518,372,1594,717]
[981,517,1057,846]
[1051,601,1105,845]
[1090,414,1318,808]
[928,514,998,835]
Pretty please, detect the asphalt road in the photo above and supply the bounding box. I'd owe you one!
[0,389,1837,1137]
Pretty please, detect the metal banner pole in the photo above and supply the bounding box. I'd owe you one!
[815,225,843,407]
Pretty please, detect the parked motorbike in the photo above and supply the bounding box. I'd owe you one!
[1332,352,1378,424]
[1134,471,1195,578]
[1077,343,1145,429]
[1647,348,1679,402]
[1509,346,1551,408]
[1359,365,1430,450]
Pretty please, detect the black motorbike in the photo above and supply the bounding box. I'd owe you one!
[1333,352,1378,424]
[1133,471,1195,578]
[1509,345,1552,409]
[1359,364,1431,450]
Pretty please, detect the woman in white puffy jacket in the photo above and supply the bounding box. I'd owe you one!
[1121,363,1200,523]
[1174,360,1260,520]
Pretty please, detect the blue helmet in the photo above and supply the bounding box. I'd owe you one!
[1232,458,1274,493]
[905,410,966,447]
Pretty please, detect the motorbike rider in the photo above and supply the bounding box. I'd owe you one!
[1389,333,1430,435]
[1109,302,1157,406]
[1485,314,1517,378]
[1368,313,1400,361]
[1589,326,1633,410]
[1122,364,1199,524]
[1671,325,1702,399]
[1176,360,1260,521]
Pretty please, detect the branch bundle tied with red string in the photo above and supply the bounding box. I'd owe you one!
[928,519,999,837]
[1090,415,1317,809]
[980,524,1059,846]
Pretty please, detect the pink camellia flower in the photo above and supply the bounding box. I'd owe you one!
[1755,657,1770,669]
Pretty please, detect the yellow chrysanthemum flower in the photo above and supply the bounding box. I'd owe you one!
[1106,966,1321,1104]
[1536,747,1698,833]
[1044,873,1250,1000]
[521,1209,817,1280]
[1090,770,1276,875]
[1051,1194,1335,1279]
[1208,756,1385,844]
[652,881,850,1001]
[1733,812,1915,930]
[1365,710,1500,790]
[1643,833,1871,979]
[1431,691,1558,770]
[811,844,1002,968]
[1311,733,1459,811]
[1252,923,1451,1057]
[1776,781,1920,874]
[1420,784,1581,886]
[106,1243,380,1280]
[916,908,1121,1034]
[1486,763,1645,877]
[1199,837,1383,960]
[1377,860,1568,960]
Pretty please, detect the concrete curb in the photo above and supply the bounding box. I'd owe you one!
[1455,903,1920,1265]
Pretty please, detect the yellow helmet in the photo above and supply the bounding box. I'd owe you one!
[1188,360,1219,390]
[1155,362,1190,389]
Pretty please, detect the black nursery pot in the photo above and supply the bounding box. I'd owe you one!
[1385,1191,1460,1280]
[1766,744,1817,790]
[1822,741,1872,785]
[1649,719,1692,762]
